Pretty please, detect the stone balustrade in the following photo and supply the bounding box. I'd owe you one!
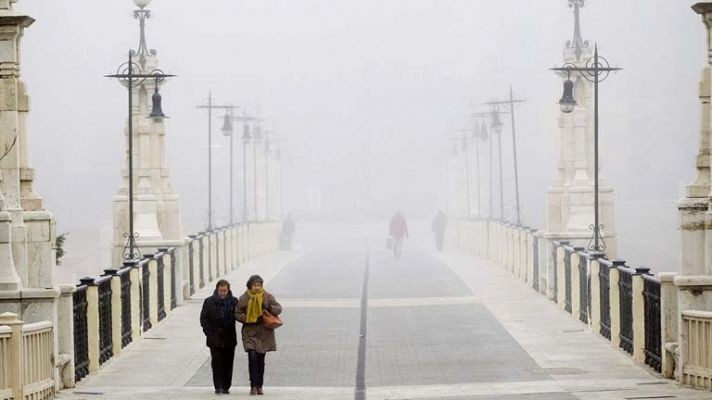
[0,221,281,396]
[447,218,670,378]
[680,310,712,389]
[0,312,55,400]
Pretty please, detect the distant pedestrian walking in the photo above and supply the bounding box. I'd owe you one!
[389,212,409,258]
[432,210,448,252]
[235,275,283,396]
[280,213,295,250]
[200,279,239,395]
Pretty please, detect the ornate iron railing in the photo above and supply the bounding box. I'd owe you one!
[96,275,114,365]
[188,237,196,295]
[598,259,612,340]
[119,266,132,348]
[141,258,152,332]
[564,246,573,314]
[73,283,89,382]
[198,234,205,288]
[643,273,662,372]
[156,254,166,322]
[578,252,589,324]
[532,235,539,292]
[169,248,177,309]
[618,266,634,354]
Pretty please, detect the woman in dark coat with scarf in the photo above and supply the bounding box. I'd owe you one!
[200,279,239,394]
[235,275,282,396]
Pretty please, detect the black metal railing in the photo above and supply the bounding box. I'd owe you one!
[73,282,90,382]
[119,265,133,348]
[532,235,539,292]
[198,234,205,288]
[618,266,635,354]
[96,275,114,365]
[564,246,573,314]
[141,258,152,332]
[188,236,196,295]
[578,252,589,324]
[156,253,166,321]
[643,273,662,373]
[599,259,613,340]
[170,248,177,309]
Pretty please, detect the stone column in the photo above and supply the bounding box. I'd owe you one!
[673,2,712,385]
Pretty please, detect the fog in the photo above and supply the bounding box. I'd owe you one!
[19,0,702,275]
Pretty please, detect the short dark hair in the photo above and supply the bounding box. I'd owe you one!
[216,279,231,290]
[246,275,264,288]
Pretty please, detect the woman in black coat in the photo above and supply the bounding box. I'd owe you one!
[200,279,238,394]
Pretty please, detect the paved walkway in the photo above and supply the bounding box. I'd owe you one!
[58,223,711,400]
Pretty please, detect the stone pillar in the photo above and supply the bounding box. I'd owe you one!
[673,2,712,385]
[0,0,59,320]
[0,311,23,400]
[543,1,617,289]
[112,1,183,266]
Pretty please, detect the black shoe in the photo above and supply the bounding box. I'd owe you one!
[222,389,230,394]
[215,389,221,395]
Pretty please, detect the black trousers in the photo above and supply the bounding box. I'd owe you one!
[435,232,444,251]
[247,350,266,387]
[210,346,236,390]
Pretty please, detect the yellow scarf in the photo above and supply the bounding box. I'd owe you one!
[245,289,264,323]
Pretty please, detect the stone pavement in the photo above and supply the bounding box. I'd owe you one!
[57,223,712,400]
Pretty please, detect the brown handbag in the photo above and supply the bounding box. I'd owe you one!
[262,310,283,330]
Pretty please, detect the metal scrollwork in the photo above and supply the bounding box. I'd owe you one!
[122,232,141,261]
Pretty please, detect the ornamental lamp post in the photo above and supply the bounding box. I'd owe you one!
[221,110,237,224]
[490,108,505,221]
[106,55,176,261]
[196,96,238,230]
[551,44,621,253]
[485,89,526,225]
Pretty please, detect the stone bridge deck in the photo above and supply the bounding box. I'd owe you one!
[57,230,709,400]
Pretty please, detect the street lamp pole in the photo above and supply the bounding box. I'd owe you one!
[457,130,472,218]
[106,51,175,260]
[485,91,525,224]
[196,98,236,229]
[551,44,621,252]
[252,124,262,220]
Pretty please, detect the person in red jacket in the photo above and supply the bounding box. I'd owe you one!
[389,212,409,258]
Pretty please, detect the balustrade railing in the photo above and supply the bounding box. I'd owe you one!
[140,258,151,332]
[65,222,280,385]
[169,248,177,309]
[119,267,132,348]
[156,255,166,322]
[448,218,670,376]
[578,253,589,324]
[598,259,612,340]
[532,235,539,292]
[198,234,206,288]
[188,237,196,295]
[22,321,55,399]
[681,310,712,389]
[73,283,89,382]
[564,246,573,314]
[96,275,114,365]
[643,274,662,373]
[618,266,634,354]
[0,324,9,398]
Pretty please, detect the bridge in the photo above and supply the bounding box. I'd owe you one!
[2,0,712,399]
